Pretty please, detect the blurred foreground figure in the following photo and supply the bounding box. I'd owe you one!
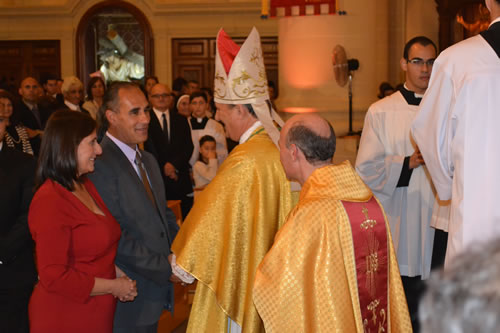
[420,238,500,333]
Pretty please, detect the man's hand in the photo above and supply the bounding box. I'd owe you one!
[26,128,42,138]
[409,146,425,169]
[164,163,178,180]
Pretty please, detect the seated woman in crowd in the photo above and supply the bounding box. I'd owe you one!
[28,110,137,332]
[82,76,106,120]
[0,91,33,155]
[193,135,218,196]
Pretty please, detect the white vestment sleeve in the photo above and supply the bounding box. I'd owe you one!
[412,61,455,201]
[355,107,404,202]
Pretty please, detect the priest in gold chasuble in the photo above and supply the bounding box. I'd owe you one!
[253,114,412,332]
[171,27,297,333]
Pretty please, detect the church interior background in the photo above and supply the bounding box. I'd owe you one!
[0,0,489,330]
[0,0,486,163]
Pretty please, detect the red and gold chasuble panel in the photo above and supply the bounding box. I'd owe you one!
[342,197,389,333]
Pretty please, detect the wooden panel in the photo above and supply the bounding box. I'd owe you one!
[0,40,60,95]
[174,39,208,58]
[174,62,209,87]
[173,37,278,91]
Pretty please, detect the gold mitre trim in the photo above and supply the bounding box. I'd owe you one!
[214,27,270,105]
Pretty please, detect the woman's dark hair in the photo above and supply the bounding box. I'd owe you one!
[86,76,106,101]
[172,77,188,93]
[198,135,216,163]
[145,76,158,85]
[0,90,21,125]
[189,91,208,103]
[378,82,394,99]
[35,110,96,191]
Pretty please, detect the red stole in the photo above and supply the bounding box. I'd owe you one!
[341,197,389,333]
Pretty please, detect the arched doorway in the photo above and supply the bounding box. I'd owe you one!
[76,0,154,87]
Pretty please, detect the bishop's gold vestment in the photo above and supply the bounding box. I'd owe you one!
[172,127,295,332]
[253,161,412,332]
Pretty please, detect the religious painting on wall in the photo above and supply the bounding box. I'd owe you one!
[77,2,153,88]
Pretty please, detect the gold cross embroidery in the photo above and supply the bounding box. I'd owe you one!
[361,206,377,229]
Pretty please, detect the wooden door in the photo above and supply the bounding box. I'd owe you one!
[172,36,278,91]
[0,40,60,94]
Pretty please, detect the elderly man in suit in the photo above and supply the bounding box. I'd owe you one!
[145,83,193,218]
[89,82,178,333]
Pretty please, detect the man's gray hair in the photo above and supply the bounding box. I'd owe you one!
[286,121,336,165]
[420,238,500,333]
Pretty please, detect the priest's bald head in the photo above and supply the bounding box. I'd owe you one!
[278,114,336,185]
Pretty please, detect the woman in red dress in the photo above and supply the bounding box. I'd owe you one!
[28,110,137,332]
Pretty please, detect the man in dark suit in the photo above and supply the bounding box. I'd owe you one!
[0,106,37,333]
[16,77,52,155]
[89,82,179,333]
[145,83,194,218]
[38,74,64,112]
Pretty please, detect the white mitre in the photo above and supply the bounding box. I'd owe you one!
[214,27,284,146]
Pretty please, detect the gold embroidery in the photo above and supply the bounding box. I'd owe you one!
[231,69,267,99]
[360,206,377,229]
[367,300,379,325]
[364,230,380,297]
[214,71,227,99]
[366,252,379,275]
[250,48,261,66]
[378,309,386,333]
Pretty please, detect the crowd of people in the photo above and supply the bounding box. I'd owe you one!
[1,1,499,332]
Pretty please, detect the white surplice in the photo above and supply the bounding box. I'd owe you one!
[356,91,436,279]
[411,18,500,266]
[188,118,228,167]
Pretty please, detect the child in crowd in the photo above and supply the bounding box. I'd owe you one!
[193,135,218,196]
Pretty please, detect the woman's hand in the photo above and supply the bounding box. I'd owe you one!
[111,276,138,302]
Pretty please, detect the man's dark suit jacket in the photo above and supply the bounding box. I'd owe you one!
[89,135,179,330]
[145,110,194,200]
[0,145,37,289]
[16,100,51,131]
[15,101,52,156]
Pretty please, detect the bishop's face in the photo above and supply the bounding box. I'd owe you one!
[215,103,243,142]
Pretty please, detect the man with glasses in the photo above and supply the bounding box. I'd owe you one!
[356,36,444,332]
[145,83,194,218]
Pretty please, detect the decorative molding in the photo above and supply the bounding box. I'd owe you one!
[0,0,262,16]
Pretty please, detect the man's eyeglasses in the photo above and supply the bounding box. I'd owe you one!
[150,93,172,99]
[407,58,435,67]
